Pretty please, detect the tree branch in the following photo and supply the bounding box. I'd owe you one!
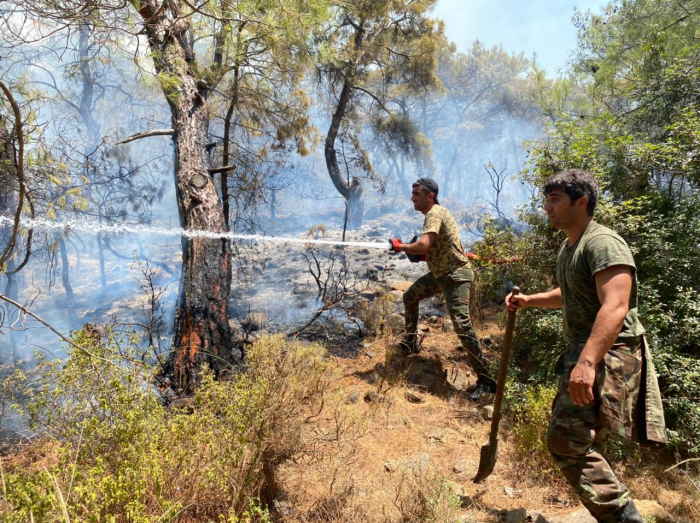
[115,128,174,145]
[351,85,391,115]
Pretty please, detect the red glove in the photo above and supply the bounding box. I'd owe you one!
[389,238,403,252]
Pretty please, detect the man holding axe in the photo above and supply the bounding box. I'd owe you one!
[390,178,497,399]
[505,170,667,523]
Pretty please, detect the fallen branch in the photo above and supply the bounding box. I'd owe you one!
[115,128,174,145]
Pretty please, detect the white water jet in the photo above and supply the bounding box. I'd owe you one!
[0,216,387,250]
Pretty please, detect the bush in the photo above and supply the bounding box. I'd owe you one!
[394,472,462,523]
[506,381,559,481]
[2,326,335,522]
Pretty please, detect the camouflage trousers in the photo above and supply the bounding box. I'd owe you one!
[403,266,494,385]
[548,337,644,523]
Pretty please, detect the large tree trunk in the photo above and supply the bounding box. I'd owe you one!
[142,11,236,392]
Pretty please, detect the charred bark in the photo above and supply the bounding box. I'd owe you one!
[140,8,237,392]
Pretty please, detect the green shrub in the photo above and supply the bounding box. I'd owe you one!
[506,382,559,480]
[2,326,334,522]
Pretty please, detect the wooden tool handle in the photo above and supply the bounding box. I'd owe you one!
[488,286,520,442]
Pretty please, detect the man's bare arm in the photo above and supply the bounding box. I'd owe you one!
[399,232,436,255]
[568,265,633,406]
[506,287,562,311]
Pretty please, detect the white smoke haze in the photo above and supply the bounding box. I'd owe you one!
[0,4,559,441]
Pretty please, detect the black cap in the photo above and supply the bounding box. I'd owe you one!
[413,178,439,202]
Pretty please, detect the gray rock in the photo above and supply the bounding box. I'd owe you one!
[405,452,430,476]
[273,499,293,516]
[446,365,473,391]
[384,460,399,472]
[366,351,377,358]
[452,458,474,474]
[504,486,523,498]
[364,391,393,406]
[503,509,547,523]
[425,427,446,443]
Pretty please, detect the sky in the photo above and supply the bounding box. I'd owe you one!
[433,0,611,74]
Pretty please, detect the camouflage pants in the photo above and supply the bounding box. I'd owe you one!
[548,338,644,522]
[403,266,494,384]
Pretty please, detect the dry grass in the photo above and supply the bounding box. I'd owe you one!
[2,311,698,522]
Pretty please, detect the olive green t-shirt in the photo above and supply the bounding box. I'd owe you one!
[423,205,470,278]
[556,221,645,343]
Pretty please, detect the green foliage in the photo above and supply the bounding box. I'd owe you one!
[2,327,334,522]
[506,382,559,480]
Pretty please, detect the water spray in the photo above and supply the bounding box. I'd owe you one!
[0,216,388,250]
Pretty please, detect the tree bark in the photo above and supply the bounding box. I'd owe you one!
[140,8,236,391]
[323,27,365,228]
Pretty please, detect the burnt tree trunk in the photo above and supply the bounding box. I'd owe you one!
[139,5,236,391]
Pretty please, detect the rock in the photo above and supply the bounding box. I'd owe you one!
[548,508,595,523]
[390,281,413,292]
[452,458,474,474]
[367,230,383,238]
[384,460,399,472]
[390,290,404,301]
[502,509,547,523]
[359,248,370,254]
[404,390,424,403]
[446,365,473,391]
[409,370,436,389]
[636,500,674,523]
[273,499,293,516]
[227,319,238,332]
[364,391,393,406]
[345,391,361,404]
[481,405,494,421]
[405,452,430,476]
[425,427,446,443]
[366,351,377,358]
[241,312,266,332]
[504,486,522,498]
[503,508,527,523]
[402,416,413,427]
